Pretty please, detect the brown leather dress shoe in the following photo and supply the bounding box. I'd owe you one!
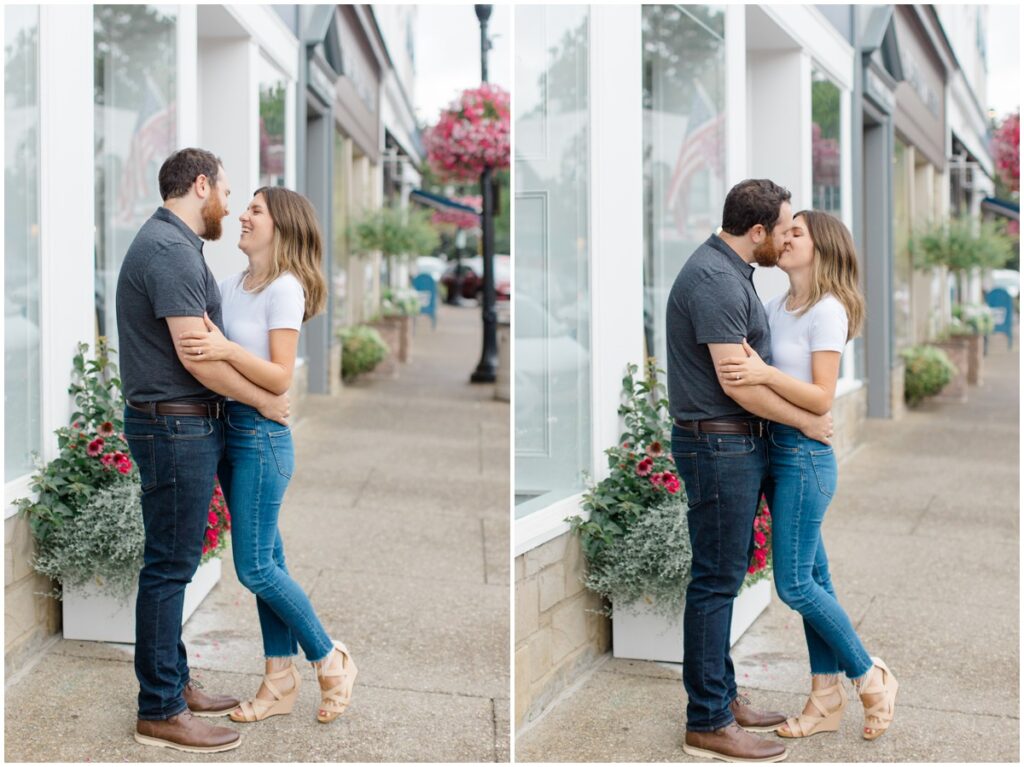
[683,721,788,763]
[730,693,787,732]
[135,709,241,753]
[184,679,241,717]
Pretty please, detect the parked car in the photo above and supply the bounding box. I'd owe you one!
[989,268,1019,299]
[441,255,510,301]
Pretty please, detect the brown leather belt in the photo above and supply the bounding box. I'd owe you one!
[675,418,766,437]
[127,399,225,419]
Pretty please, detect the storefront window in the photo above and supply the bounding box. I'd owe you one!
[94,4,177,351]
[5,5,42,483]
[811,68,841,216]
[258,57,287,188]
[892,138,913,352]
[642,4,726,370]
[514,6,591,519]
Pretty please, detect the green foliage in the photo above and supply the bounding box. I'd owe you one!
[348,206,440,260]
[380,288,421,318]
[901,345,957,407]
[338,325,388,381]
[910,217,1016,274]
[569,359,681,566]
[17,339,134,546]
[582,496,692,620]
[32,480,145,601]
[952,303,996,335]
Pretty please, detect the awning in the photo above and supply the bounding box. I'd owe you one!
[409,189,480,215]
[982,197,1020,221]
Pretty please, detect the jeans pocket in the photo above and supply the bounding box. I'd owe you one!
[769,429,800,454]
[809,448,837,499]
[169,416,213,440]
[226,412,257,435]
[673,453,701,508]
[267,429,294,479]
[125,435,157,492]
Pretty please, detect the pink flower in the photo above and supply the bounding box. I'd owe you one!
[98,421,116,437]
[754,531,767,547]
[646,441,663,457]
[117,461,131,475]
[636,457,654,477]
[650,473,664,487]
[208,511,219,526]
[100,454,115,468]
[754,549,767,566]
[87,438,104,457]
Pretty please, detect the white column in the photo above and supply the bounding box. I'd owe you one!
[725,5,747,186]
[176,6,199,147]
[588,4,645,481]
[37,5,96,458]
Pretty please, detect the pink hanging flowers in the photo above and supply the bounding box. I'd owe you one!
[424,84,511,182]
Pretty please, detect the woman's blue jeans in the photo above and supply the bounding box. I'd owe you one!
[219,402,333,662]
[766,423,872,680]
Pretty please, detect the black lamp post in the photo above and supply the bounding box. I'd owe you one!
[470,3,498,383]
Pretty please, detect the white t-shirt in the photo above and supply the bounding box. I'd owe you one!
[763,293,848,384]
[219,271,305,362]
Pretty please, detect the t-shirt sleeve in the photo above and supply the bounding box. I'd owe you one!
[688,274,750,345]
[267,276,305,330]
[810,297,849,352]
[144,244,209,319]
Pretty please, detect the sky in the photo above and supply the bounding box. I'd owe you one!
[986,4,1020,118]
[413,4,511,126]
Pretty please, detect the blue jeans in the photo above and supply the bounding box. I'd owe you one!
[766,423,872,680]
[219,402,333,663]
[671,424,770,732]
[124,404,224,720]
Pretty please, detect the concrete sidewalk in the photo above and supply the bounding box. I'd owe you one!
[4,304,510,762]
[517,335,1019,763]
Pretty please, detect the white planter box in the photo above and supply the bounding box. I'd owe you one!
[612,578,772,663]
[62,558,222,644]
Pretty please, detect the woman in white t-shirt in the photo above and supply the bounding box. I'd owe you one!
[716,211,898,742]
[177,187,356,725]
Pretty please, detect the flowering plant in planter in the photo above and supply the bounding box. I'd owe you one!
[18,340,231,600]
[424,84,510,182]
[569,359,771,617]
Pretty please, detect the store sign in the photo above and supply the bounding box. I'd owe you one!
[898,40,940,118]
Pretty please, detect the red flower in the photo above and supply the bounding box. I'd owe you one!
[100,454,115,468]
[98,421,116,437]
[208,511,219,526]
[754,531,767,547]
[636,457,654,477]
[87,438,104,457]
[754,549,768,566]
[665,476,681,494]
[205,529,218,545]
[747,564,757,574]
[650,473,664,487]
[116,461,131,475]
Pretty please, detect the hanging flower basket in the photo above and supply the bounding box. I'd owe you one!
[424,84,510,182]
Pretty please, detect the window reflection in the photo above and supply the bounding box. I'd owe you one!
[259,57,287,188]
[811,69,841,215]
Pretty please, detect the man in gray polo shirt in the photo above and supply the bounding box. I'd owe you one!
[667,179,832,763]
[117,148,289,753]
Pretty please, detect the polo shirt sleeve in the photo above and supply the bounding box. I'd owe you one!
[267,275,306,330]
[144,244,209,319]
[688,274,750,345]
[810,296,849,352]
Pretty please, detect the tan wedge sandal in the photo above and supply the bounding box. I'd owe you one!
[776,678,847,738]
[314,640,358,724]
[857,657,899,740]
[229,663,302,723]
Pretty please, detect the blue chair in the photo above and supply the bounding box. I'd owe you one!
[986,287,1014,349]
[412,273,438,330]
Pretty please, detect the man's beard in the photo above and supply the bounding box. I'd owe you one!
[200,195,226,240]
[752,235,781,267]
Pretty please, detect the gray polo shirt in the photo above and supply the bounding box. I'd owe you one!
[115,207,226,402]
[665,234,773,422]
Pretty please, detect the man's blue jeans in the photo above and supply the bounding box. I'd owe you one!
[219,402,333,663]
[766,423,872,680]
[124,404,224,720]
[671,423,770,732]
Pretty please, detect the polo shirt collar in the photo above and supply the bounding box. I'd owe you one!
[707,233,754,281]
[153,207,204,252]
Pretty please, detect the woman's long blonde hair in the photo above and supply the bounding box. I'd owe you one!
[792,210,864,341]
[245,186,327,322]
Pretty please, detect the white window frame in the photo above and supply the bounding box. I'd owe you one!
[514,5,644,557]
[5,5,95,519]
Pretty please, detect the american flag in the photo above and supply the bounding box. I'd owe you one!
[116,74,176,225]
[664,80,724,235]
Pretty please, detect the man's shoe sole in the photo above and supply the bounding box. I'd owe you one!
[682,743,788,763]
[134,732,242,753]
[738,723,785,733]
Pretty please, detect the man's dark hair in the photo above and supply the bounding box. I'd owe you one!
[158,148,223,201]
[720,179,792,236]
